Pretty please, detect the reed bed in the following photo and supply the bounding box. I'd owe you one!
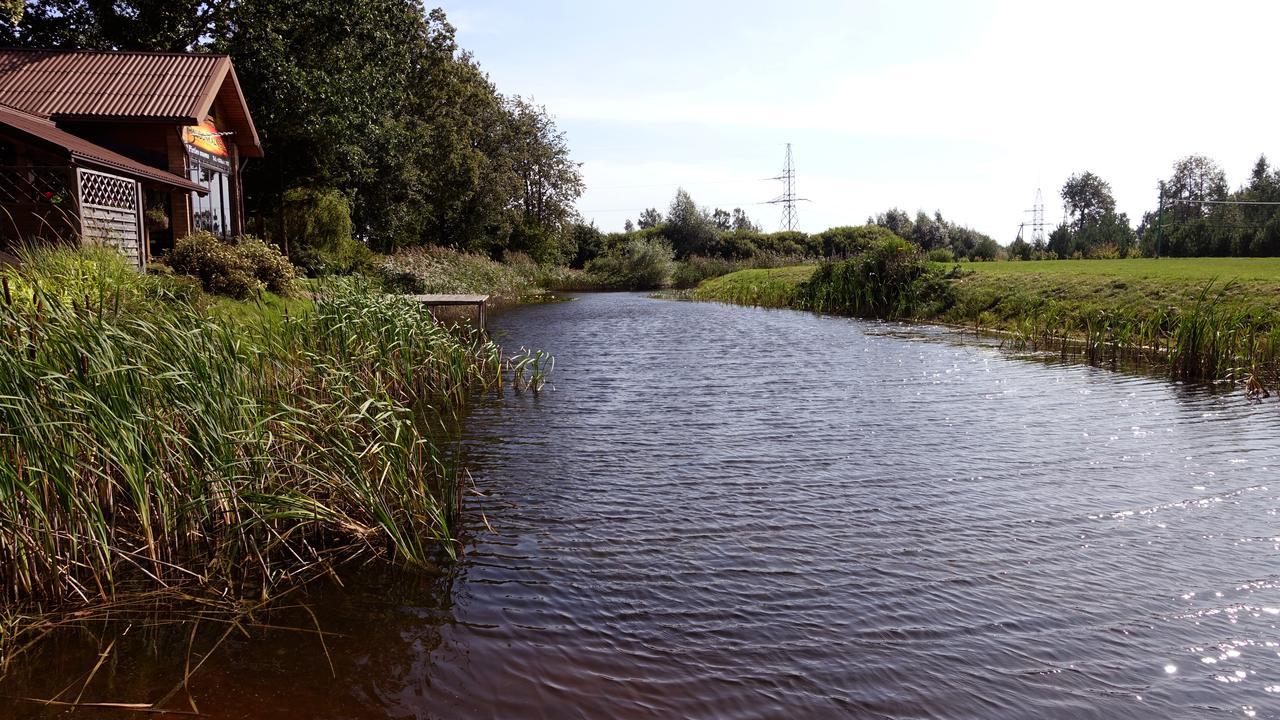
[1000,282,1280,384]
[0,250,525,616]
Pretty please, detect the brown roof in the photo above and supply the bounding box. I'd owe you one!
[0,103,205,193]
[0,49,261,157]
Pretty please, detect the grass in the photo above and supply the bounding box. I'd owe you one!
[692,257,1280,386]
[0,247,545,641]
[949,258,1280,322]
[959,257,1280,282]
[374,246,594,299]
[689,265,816,308]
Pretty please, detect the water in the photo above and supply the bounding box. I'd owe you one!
[6,292,1280,718]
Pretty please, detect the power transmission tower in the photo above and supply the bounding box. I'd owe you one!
[1031,188,1045,245]
[766,143,808,231]
[1022,188,1046,245]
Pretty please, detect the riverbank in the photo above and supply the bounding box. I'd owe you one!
[692,257,1280,384]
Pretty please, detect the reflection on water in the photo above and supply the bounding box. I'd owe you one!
[5,292,1280,719]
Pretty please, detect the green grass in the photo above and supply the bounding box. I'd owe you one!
[960,257,1280,282]
[689,265,817,308]
[375,246,583,299]
[947,258,1280,323]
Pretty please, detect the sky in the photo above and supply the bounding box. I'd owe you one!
[442,0,1280,240]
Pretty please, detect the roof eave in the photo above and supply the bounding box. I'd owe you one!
[191,58,263,158]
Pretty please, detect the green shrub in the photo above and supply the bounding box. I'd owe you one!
[375,245,537,297]
[585,237,674,289]
[168,232,298,299]
[281,187,367,275]
[168,231,260,299]
[796,234,946,317]
[810,225,902,259]
[235,235,297,293]
[926,247,955,263]
[672,255,746,289]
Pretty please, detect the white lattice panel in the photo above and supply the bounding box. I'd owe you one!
[77,168,142,268]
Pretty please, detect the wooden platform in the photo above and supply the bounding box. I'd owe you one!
[402,294,490,329]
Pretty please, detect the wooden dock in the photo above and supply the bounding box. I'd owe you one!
[404,294,490,329]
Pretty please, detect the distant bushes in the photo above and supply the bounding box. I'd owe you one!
[168,231,297,298]
[585,237,674,290]
[375,246,544,297]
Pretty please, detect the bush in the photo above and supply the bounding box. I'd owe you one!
[585,237,674,289]
[671,255,745,289]
[796,235,945,317]
[926,247,955,263]
[811,225,901,259]
[169,231,259,298]
[235,235,297,293]
[168,231,297,298]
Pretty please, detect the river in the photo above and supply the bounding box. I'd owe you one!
[6,292,1280,719]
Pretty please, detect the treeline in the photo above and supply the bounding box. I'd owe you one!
[3,2,583,263]
[563,188,1002,274]
[1012,154,1280,260]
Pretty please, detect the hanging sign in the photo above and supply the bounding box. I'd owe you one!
[183,119,229,160]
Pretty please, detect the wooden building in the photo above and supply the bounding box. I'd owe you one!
[0,49,262,267]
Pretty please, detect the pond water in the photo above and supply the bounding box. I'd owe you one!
[6,292,1280,719]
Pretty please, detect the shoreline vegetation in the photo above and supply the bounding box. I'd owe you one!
[0,247,550,670]
[689,245,1280,389]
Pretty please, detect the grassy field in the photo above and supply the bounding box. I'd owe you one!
[950,258,1280,323]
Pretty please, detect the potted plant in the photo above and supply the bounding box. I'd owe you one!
[145,204,169,231]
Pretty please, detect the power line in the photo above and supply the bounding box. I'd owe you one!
[1165,198,1280,206]
[588,178,775,190]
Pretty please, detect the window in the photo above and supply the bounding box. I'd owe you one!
[190,160,231,237]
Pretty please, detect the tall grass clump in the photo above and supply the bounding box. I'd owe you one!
[0,249,513,611]
[375,245,545,298]
[795,235,949,317]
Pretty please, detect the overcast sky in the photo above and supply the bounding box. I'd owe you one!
[444,0,1279,240]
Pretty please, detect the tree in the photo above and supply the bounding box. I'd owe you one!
[637,208,663,229]
[6,2,583,256]
[1155,155,1230,256]
[2,0,225,51]
[874,208,914,239]
[1008,236,1031,260]
[730,208,758,233]
[623,219,635,233]
[909,211,948,250]
[1061,172,1116,233]
[503,96,584,258]
[1047,223,1074,258]
[566,221,604,268]
[663,188,716,257]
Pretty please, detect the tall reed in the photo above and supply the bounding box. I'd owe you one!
[1001,281,1280,383]
[0,252,509,609]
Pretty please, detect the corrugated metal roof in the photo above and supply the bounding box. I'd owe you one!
[0,103,206,193]
[0,49,226,121]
